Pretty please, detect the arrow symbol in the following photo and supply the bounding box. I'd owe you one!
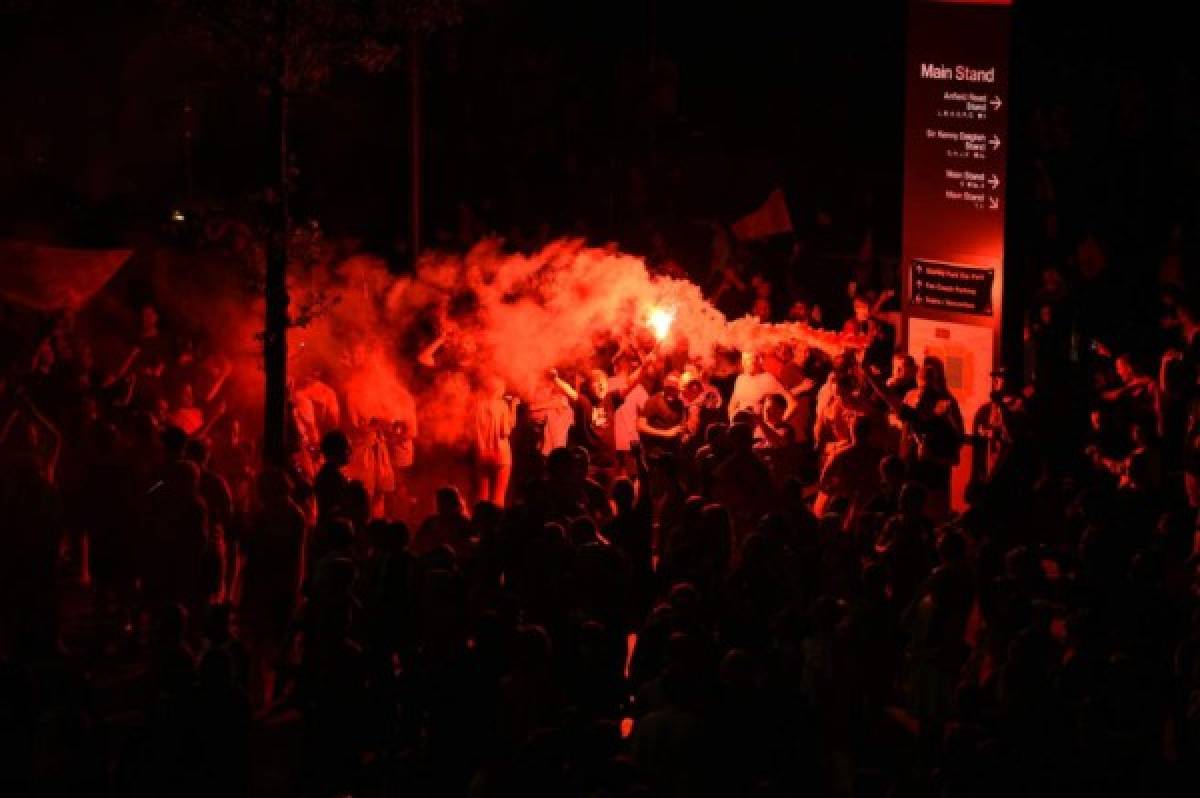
[989,134,1002,150]
[989,96,1003,111]
[988,174,1000,190]
[988,197,1000,210]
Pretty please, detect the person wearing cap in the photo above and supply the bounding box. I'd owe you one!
[970,366,1025,486]
[638,371,687,458]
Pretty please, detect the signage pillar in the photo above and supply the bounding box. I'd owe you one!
[902,0,1012,432]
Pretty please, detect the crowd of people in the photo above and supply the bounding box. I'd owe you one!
[2,246,1200,797]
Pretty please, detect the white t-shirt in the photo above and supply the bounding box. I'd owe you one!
[728,371,787,420]
[530,395,573,456]
[296,380,340,429]
[814,373,838,429]
[474,397,514,465]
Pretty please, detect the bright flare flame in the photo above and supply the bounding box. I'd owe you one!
[648,306,676,342]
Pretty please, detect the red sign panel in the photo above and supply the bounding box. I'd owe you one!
[903,0,1011,280]
[901,0,1011,481]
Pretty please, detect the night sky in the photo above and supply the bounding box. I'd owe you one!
[1,1,1196,274]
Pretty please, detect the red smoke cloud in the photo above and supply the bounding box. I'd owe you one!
[302,238,858,446]
[152,237,861,448]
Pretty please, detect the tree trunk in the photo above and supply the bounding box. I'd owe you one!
[263,8,290,467]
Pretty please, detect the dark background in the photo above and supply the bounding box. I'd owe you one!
[1,1,1198,307]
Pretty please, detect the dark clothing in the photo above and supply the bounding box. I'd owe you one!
[135,331,174,371]
[415,512,473,556]
[713,450,774,539]
[777,361,807,391]
[241,502,306,641]
[970,395,1028,486]
[314,463,350,525]
[198,467,234,535]
[865,323,896,376]
[569,392,618,466]
[640,393,686,456]
[899,390,963,493]
[643,394,685,431]
[864,487,901,519]
[880,514,933,612]
[845,319,896,376]
[886,376,917,404]
[145,490,210,612]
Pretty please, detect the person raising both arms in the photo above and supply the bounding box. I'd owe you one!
[551,367,619,482]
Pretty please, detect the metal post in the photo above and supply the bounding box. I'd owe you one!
[408,27,422,268]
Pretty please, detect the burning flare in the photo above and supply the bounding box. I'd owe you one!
[647,305,676,342]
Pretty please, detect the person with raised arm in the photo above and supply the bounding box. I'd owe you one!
[864,356,962,519]
[551,366,618,479]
